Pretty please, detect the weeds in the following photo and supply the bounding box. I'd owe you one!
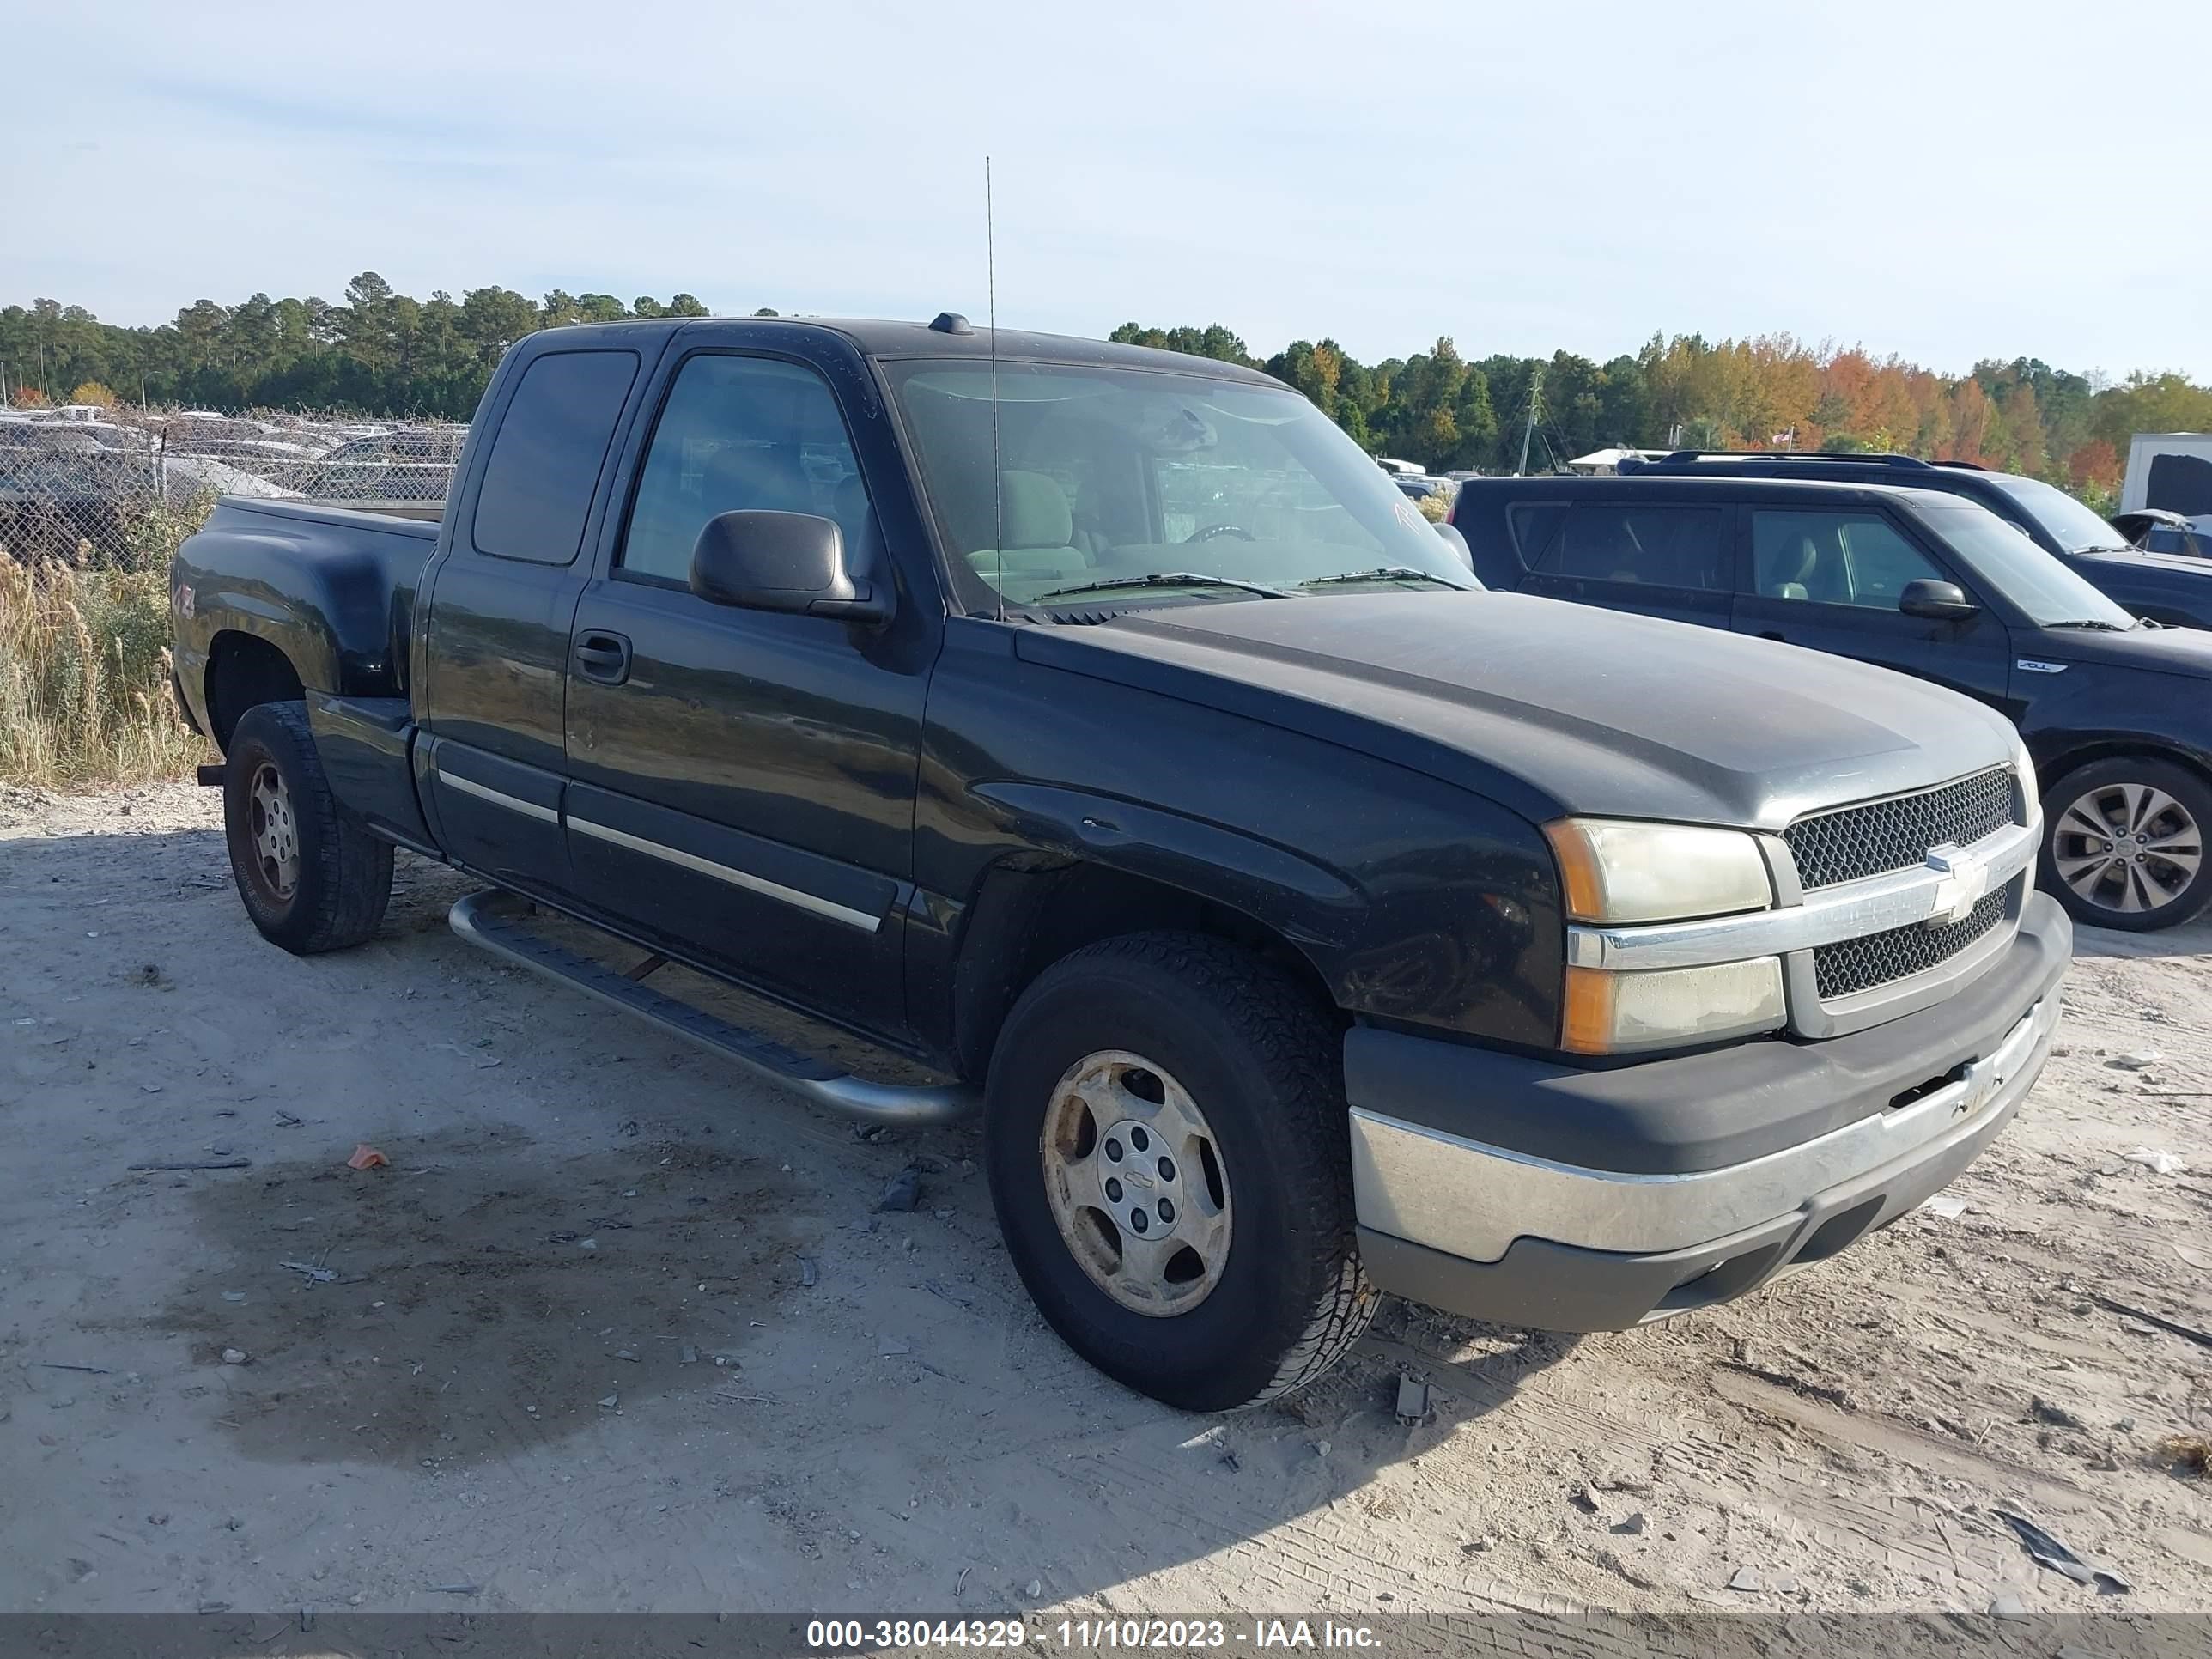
[0,502,216,787]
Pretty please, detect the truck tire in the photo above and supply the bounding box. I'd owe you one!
[2041,756,2212,932]
[984,932,1378,1411]
[222,700,394,955]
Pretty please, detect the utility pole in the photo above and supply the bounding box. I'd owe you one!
[1516,366,1544,476]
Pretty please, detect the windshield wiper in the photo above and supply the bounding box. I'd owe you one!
[2044,619,2130,630]
[1035,572,1292,602]
[1299,566,1470,590]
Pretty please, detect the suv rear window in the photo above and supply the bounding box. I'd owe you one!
[1539,503,1728,589]
[471,349,641,565]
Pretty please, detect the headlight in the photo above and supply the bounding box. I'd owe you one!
[1563,958,1787,1054]
[1547,817,1783,1054]
[2008,732,2039,820]
[1543,818,1773,923]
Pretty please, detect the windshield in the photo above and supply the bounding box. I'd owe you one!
[1990,475,2131,555]
[1920,503,2139,628]
[885,360,1475,609]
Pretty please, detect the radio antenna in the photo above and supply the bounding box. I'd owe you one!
[987,155,1003,621]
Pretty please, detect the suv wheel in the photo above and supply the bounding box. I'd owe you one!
[2043,757,2212,932]
[984,933,1377,1411]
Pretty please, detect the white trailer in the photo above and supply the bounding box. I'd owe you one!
[2123,432,2212,525]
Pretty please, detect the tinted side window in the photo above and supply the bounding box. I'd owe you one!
[619,355,874,586]
[1750,510,1943,608]
[1542,503,1726,588]
[470,350,640,564]
[1508,501,1567,568]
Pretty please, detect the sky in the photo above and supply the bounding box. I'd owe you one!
[5,0,2209,380]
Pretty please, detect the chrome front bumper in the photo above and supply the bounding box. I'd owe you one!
[1352,992,2057,1265]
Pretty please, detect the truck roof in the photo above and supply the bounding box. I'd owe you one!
[532,314,1284,384]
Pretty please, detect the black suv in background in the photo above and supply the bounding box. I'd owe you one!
[1620,451,2212,629]
[1454,473,2212,931]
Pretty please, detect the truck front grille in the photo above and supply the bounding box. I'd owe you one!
[1784,767,2016,890]
[1812,876,2018,1000]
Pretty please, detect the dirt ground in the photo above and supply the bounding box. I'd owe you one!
[2,781,2207,1622]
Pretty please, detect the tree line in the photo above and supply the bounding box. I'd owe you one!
[6,275,2209,507]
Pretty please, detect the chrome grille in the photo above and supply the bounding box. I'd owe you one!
[1812,877,2018,1000]
[1784,768,2016,890]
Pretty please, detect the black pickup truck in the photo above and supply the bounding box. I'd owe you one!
[172,316,2069,1410]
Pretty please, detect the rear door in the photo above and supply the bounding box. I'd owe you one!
[418,346,646,895]
[1731,504,2014,708]
[1515,498,1735,630]
[560,348,924,1037]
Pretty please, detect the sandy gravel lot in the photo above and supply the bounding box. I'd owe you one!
[2,781,2207,1624]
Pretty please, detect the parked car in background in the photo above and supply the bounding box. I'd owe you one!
[1455,473,2212,931]
[271,428,465,501]
[1622,450,2212,629]
[2112,507,2212,561]
[172,314,2068,1408]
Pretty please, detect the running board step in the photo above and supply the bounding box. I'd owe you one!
[448,890,977,1126]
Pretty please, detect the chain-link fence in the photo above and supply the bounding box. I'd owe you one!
[0,406,466,568]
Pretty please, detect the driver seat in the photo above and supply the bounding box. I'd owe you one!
[964,470,1088,586]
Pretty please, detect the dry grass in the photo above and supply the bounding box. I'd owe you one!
[0,532,214,789]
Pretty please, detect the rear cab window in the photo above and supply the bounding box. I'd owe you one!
[470,349,641,565]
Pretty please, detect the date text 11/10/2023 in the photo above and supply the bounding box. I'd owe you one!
[803,1619,1382,1650]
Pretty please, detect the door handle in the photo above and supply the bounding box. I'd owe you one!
[574,630,632,685]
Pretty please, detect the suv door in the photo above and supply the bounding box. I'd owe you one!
[1514,499,1734,630]
[1732,505,2013,708]
[419,346,644,896]
[561,349,923,1037]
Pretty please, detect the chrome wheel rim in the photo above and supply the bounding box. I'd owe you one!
[247,761,301,902]
[1040,1050,1232,1317]
[2051,781,2203,916]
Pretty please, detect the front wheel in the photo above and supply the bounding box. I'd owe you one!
[984,933,1377,1411]
[2041,757,2212,932]
[223,700,394,954]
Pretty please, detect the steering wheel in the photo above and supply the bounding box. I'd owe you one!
[1185,523,1256,544]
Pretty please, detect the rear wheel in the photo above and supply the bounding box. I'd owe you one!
[2042,757,2212,932]
[985,933,1377,1411]
[223,700,394,954]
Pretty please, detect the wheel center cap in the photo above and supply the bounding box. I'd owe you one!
[1100,1117,1180,1234]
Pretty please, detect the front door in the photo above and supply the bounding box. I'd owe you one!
[1731,505,2013,709]
[561,350,925,1038]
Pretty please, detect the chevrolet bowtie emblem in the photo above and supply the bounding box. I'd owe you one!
[1924,842,1990,928]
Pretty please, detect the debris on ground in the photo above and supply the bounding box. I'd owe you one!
[798,1256,817,1288]
[1395,1375,1432,1424]
[2157,1433,2209,1476]
[876,1164,922,1212]
[2176,1243,2212,1272]
[2092,1295,2212,1350]
[1567,1483,1599,1515]
[1727,1566,1764,1592]
[2109,1051,2163,1070]
[1989,1592,2027,1618]
[1717,1357,1852,1410]
[427,1583,480,1595]
[598,1394,618,1409]
[346,1145,389,1170]
[221,1348,247,1365]
[1994,1508,2130,1594]
[2124,1147,2188,1176]
[39,1362,112,1375]
[1921,1194,1969,1220]
[1612,1511,1647,1535]
[128,1158,251,1172]
[878,1334,912,1357]
[279,1260,337,1284]
[2030,1396,2085,1429]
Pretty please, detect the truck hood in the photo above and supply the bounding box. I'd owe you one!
[1018,591,2017,831]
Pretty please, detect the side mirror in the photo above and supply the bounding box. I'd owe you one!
[1433,521,1474,570]
[689,510,890,626]
[1899,578,1979,622]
